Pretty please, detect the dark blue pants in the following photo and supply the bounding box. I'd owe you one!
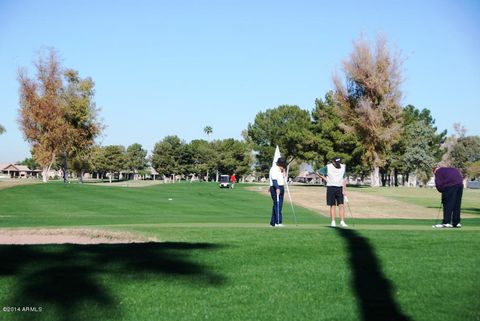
[442,185,463,226]
[270,186,284,225]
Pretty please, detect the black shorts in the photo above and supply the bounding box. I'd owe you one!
[326,186,344,206]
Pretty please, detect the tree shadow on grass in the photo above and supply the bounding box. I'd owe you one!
[0,242,225,321]
[336,229,413,321]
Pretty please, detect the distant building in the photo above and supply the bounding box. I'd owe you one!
[0,164,41,178]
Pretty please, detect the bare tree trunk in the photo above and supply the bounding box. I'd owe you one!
[63,151,68,183]
[42,167,49,183]
[371,166,380,187]
[41,157,55,183]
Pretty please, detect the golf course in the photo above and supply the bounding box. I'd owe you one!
[0,181,478,321]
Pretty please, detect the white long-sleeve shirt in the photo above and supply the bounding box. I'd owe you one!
[269,165,285,187]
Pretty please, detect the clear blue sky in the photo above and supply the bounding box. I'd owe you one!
[1,0,479,163]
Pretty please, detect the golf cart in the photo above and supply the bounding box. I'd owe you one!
[219,175,231,188]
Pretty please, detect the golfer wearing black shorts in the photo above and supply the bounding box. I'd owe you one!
[327,186,344,207]
[317,157,347,228]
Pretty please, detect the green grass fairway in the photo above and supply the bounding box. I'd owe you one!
[0,182,479,321]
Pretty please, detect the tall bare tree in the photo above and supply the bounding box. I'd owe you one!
[18,48,102,182]
[333,35,403,186]
[18,49,68,182]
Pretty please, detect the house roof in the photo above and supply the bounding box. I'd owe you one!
[15,165,32,171]
[2,164,32,171]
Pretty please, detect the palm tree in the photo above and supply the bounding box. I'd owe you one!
[203,126,213,181]
[203,126,213,136]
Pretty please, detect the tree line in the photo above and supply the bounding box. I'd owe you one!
[15,38,480,186]
[247,35,479,186]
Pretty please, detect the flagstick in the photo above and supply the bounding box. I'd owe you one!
[285,164,297,225]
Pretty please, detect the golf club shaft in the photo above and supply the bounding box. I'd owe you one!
[435,202,442,225]
[345,196,355,227]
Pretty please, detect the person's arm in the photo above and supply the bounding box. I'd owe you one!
[343,167,347,195]
[271,178,281,198]
[434,171,444,192]
[315,166,327,181]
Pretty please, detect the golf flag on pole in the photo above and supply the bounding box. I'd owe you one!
[272,145,281,167]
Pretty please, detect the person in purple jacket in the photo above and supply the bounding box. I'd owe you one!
[432,165,464,228]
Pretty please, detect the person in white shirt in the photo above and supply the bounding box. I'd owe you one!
[317,157,348,228]
[269,158,287,227]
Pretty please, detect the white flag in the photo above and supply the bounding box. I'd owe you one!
[272,145,281,167]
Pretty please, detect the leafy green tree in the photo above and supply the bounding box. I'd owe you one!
[311,91,363,173]
[389,105,446,186]
[0,124,5,135]
[450,136,480,177]
[333,35,403,186]
[89,145,107,180]
[401,120,438,185]
[61,69,102,181]
[126,143,148,180]
[18,157,38,170]
[103,145,127,183]
[247,105,314,176]
[70,153,93,183]
[213,139,252,179]
[185,139,215,181]
[466,161,480,179]
[151,136,187,181]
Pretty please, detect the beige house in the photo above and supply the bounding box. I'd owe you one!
[0,164,40,178]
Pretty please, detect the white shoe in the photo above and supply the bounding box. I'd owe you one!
[275,224,284,227]
[330,221,336,228]
[453,223,462,228]
[340,221,348,227]
[433,223,453,228]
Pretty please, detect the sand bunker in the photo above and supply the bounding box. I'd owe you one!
[0,228,157,245]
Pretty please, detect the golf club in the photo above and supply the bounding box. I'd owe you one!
[432,202,443,228]
[344,195,355,227]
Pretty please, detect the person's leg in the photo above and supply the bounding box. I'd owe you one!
[452,186,463,227]
[442,187,455,225]
[270,187,277,226]
[330,206,336,221]
[339,204,345,222]
[278,186,285,224]
[327,186,336,226]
